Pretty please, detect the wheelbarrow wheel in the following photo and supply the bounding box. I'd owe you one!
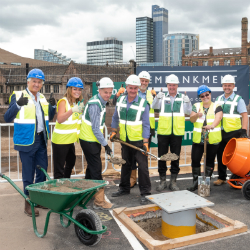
[242,180,250,200]
[230,174,243,188]
[74,209,102,246]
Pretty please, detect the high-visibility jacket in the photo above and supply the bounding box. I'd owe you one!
[145,90,155,129]
[158,92,185,136]
[11,90,50,146]
[116,95,147,141]
[52,97,82,144]
[79,95,106,143]
[192,102,222,144]
[215,94,242,132]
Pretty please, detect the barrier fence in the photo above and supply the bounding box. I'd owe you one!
[0,117,249,183]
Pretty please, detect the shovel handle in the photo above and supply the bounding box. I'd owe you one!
[113,138,144,152]
[0,173,4,178]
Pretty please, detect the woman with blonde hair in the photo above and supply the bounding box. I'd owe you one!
[52,77,84,179]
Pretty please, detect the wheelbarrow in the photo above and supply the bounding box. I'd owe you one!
[0,166,107,246]
[222,138,250,200]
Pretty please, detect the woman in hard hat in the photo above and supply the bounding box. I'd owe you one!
[51,77,85,179]
[187,85,223,191]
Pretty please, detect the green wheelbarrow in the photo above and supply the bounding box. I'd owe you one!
[0,166,107,246]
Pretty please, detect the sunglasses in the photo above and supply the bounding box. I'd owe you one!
[200,93,210,98]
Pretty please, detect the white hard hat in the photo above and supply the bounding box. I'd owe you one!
[138,71,150,81]
[166,74,180,84]
[98,77,114,88]
[125,74,141,86]
[221,74,235,84]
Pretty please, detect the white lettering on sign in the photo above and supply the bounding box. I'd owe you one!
[213,76,217,83]
[203,76,209,83]
[112,89,117,95]
[155,76,162,84]
[183,76,190,83]
[193,76,199,83]
[184,131,193,140]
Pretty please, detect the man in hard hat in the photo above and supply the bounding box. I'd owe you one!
[4,68,56,217]
[79,77,114,210]
[214,74,248,186]
[152,74,192,191]
[129,71,155,188]
[110,74,151,205]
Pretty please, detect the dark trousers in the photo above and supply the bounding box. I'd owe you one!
[120,140,151,196]
[80,139,103,180]
[131,135,152,170]
[217,130,241,180]
[191,143,219,171]
[52,142,76,179]
[158,134,183,176]
[19,133,48,195]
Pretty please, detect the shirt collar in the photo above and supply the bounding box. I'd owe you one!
[138,89,146,94]
[167,91,179,98]
[98,93,107,106]
[126,94,138,103]
[223,92,235,100]
[26,88,40,100]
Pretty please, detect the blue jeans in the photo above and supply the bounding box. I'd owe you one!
[19,133,48,195]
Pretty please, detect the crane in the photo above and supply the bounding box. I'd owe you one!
[130,46,136,60]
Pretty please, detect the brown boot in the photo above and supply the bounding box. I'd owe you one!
[24,200,39,217]
[130,170,137,188]
[93,188,114,210]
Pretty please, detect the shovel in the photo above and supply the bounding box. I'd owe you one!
[198,128,210,197]
[112,138,178,162]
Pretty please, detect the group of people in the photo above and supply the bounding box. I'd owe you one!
[4,68,248,217]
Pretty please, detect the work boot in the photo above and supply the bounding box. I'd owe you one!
[205,166,214,179]
[140,195,148,205]
[156,175,168,192]
[169,174,180,191]
[93,188,114,210]
[213,179,227,186]
[187,168,201,192]
[24,200,39,217]
[130,170,137,188]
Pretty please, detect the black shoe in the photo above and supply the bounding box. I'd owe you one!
[112,190,130,197]
[140,195,148,205]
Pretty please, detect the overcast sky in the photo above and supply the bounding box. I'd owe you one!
[1,0,250,63]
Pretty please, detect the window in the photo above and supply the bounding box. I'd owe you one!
[16,86,20,91]
[235,59,241,65]
[213,60,219,66]
[45,85,50,93]
[192,61,198,66]
[203,61,208,66]
[40,87,43,93]
[23,85,26,90]
[53,85,59,93]
[224,60,230,66]
[10,86,14,93]
[0,86,3,93]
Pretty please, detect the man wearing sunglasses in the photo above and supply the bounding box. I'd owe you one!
[152,74,192,191]
[214,74,248,186]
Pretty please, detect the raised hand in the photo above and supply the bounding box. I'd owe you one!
[16,93,28,107]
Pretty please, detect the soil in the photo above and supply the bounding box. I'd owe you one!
[160,153,179,161]
[198,184,210,197]
[40,179,100,193]
[136,217,215,241]
[109,157,126,166]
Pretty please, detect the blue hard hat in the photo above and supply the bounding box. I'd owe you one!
[66,77,84,89]
[197,85,211,97]
[27,69,45,81]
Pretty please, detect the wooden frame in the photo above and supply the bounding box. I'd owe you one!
[113,205,247,250]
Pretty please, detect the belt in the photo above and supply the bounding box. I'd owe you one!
[37,131,43,135]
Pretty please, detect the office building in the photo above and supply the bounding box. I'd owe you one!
[163,33,199,66]
[136,17,153,65]
[34,49,71,65]
[152,5,168,63]
[87,37,123,65]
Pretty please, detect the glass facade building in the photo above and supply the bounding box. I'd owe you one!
[34,49,71,64]
[87,37,123,65]
[136,17,153,65]
[163,33,199,66]
[152,5,168,63]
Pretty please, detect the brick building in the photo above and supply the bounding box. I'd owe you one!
[182,17,250,67]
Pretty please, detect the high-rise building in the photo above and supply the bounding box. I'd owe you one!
[87,37,123,65]
[136,17,153,65]
[34,49,71,65]
[152,5,168,63]
[163,33,199,66]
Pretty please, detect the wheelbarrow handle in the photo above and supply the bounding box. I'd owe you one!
[36,165,52,181]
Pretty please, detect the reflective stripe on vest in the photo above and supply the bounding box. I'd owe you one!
[116,95,147,141]
[79,95,106,143]
[52,97,81,144]
[158,93,185,136]
[146,90,155,129]
[13,90,50,146]
[193,102,222,144]
[215,94,241,132]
